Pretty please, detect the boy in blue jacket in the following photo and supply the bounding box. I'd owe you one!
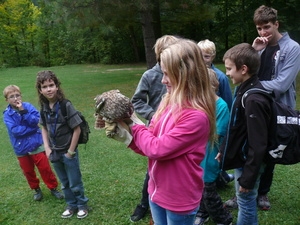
[3,85,63,201]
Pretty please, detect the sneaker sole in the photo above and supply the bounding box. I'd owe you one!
[77,212,88,219]
[61,214,73,219]
[194,216,209,225]
[259,206,270,211]
[34,196,43,201]
[130,216,145,222]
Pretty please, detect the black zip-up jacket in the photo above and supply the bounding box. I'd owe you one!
[220,75,272,189]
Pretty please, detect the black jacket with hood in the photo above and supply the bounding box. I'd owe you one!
[220,75,272,189]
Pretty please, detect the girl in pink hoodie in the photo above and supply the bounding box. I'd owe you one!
[128,39,216,225]
[96,39,216,224]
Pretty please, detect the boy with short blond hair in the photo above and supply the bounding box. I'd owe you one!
[197,39,232,109]
[220,43,272,224]
[194,68,232,225]
[3,85,63,201]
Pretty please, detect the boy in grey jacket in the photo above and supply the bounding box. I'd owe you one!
[130,35,179,222]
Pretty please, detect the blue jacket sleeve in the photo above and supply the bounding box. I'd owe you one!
[4,103,40,138]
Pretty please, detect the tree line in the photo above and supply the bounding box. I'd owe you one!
[0,0,299,68]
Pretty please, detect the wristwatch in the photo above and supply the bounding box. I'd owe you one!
[67,150,76,156]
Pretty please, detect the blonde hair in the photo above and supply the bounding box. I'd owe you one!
[154,35,180,62]
[197,39,216,57]
[207,68,219,93]
[3,85,21,99]
[154,39,216,143]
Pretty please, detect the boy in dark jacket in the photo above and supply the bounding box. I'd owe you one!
[219,43,272,225]
[3,85,63,201]
[225,5,300,211]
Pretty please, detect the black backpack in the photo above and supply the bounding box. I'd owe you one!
[242,88,300,165]
[60,100,90,145]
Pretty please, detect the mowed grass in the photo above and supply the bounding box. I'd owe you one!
[0,64,299,225]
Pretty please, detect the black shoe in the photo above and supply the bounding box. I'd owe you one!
[33,188,43,201]
[130,204,148,222]
[50,188,64,199]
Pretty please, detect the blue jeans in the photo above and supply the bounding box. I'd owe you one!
[149,199,198,225]
[52,150,89,210]
[234,165,265,225]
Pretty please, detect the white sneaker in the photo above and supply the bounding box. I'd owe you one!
[61,209,74,218]
[77,209,88,219]
[194,216,209,225]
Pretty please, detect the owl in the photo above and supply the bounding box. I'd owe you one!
[94,90,133,122]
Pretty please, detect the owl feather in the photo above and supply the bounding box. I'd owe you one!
[94,90,133,122]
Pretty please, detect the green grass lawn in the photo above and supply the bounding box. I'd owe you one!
[0,64,299,225]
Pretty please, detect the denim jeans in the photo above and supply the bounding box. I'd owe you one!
[52,150,89,210]
[235,165,265,225]
[149,199,198,225]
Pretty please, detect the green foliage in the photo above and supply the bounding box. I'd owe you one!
[0,0,40,67]
[1,0,299,68]
[0,64,300,224]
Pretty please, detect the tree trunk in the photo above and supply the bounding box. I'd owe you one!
[129,25,140,62]
[140,8,156,69]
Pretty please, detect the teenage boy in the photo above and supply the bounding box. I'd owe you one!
[219,43,272,225]
[253,5,300,210]
[224,5,300,211]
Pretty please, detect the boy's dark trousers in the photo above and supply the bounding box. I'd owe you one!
[258,161,275,195]
[140,171,150,207]
[198,182,232,224]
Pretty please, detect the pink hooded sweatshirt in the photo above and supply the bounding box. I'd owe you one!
[129,107,209,213]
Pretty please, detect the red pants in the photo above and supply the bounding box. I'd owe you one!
[17,152,58,190]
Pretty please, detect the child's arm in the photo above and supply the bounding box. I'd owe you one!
[41,126,51,158]
[16,102,40,127]
[66,125,81,157]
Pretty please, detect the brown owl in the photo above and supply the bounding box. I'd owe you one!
[94,90,133,122]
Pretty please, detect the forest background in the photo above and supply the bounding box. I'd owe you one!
[1,0,300,224]
[0,0,299,69]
